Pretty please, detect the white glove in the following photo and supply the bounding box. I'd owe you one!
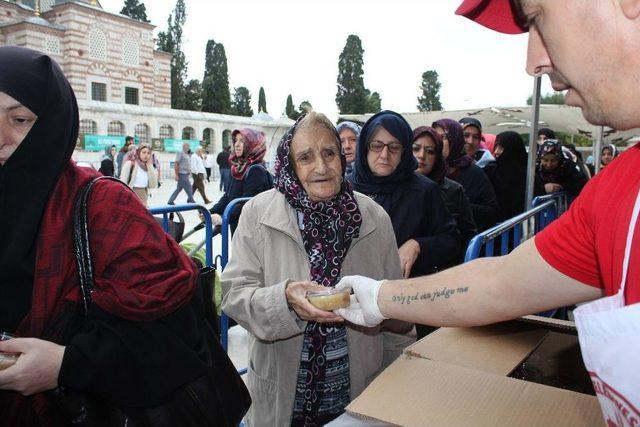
[334,275,387,327]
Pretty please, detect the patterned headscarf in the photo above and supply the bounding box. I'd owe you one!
[274,114,362,426]
[432,119,473,172]
[536,139,567,183]
[229,128,267,180]
[337,121,362,175]
[131,142,152,172]
[413,126,447,184]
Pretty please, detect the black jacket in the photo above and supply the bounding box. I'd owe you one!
[356,173,460,276]
[216,151,231,170]
[534,162,587,203]
[450,164,500,232]
[210,164,273,232]
[440,177,477,254]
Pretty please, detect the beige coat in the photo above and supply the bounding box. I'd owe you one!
[119,160,158,189]
[221,189,403,427]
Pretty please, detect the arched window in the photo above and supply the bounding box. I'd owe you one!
[122,36,140,66]
[159,124,174,140]
[182,126,195,140]
[202,128,214,146]
[79,119,97,136]
[88,28,107,61]
[135,123,150,144]
[107,121,125,136]
[222,129,232,148]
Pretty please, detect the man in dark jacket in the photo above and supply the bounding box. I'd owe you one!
[216,146,231,192]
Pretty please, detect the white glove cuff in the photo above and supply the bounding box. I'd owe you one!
[371,280,388,321]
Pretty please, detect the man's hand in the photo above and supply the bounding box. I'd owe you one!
[174,174,179,182]
[398,239,420,279]
[334,275,386,327]
[285,281,344,323]
[0,338,65,395]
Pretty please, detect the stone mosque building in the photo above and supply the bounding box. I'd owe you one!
[0,0,292,157]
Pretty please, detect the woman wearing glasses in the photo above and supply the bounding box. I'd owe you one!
[350,111,460,279]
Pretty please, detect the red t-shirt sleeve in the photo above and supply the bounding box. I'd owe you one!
[534,179,602,288]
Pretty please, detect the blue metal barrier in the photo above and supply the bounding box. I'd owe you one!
[149,204,214,267]
[464,199,559,263]
[218,197,251,377]
[532,191,567,214]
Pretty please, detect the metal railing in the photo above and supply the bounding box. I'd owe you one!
[531,191,568,213]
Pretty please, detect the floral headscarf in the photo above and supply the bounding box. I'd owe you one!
[536,139,567,183]
[274,114,362,425]
[432,119,473,172]
[229,128,267,180]
[131,142,152,172]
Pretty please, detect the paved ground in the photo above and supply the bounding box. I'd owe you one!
[147,175,249,372]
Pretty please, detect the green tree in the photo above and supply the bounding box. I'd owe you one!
[285,94,300,120]
[365,90,381,113]
[336,35,368,114]
[299,100,313,114]
[120,0,149,22]
[156,0,188,109]
[184,79,202,111]
[527,91,566,105]
[258,87,268,113]
[201,40,231,114]
[417,70,443,112]
[231,87,253,117]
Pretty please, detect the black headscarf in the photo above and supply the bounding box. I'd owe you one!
[350,110,417,212]
[494,131,527,218]
[0,47,79,330]
[413,126,447,184]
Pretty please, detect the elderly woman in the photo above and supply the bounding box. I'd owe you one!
[221,112,403,426]
[336,121,361,175]
[0,47,242,425]
[412,126,476,251]
[432,119,500,232]
[209,128,272,233]
[350,111,460,278]
[534,139,587,203]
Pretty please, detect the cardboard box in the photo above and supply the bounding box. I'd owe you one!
[347,316,604,427]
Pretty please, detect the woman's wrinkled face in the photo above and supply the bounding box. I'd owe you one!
[601,148,614,165]
[339,128,357,164]
[234,134,245,157]
[367,127,403,177]
[541,153,560,172]
[412,134,437,176]
[139,147,151,162]
[433,126,450,159]
[291,125,342,202]
[0,91,37,165]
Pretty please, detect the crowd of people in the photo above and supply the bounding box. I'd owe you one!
[2,0,637,422]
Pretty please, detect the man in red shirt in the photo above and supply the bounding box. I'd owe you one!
[336,0,640,419]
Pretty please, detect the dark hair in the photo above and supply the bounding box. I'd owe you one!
[537,128,556,139]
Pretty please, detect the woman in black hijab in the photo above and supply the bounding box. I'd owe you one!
[493,131,528,220]
[0,47,228,425]
[350,110,460,278]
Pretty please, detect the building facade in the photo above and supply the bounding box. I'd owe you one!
[0,0,292,156]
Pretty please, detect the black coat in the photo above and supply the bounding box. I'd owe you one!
[216,151,231,170]
[450,164,500,232]
[534,161,587,203]
[211,164,273,232]
[440,177,477,254]
[355,173,461,276]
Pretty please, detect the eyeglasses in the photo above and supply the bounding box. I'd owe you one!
[412,145,436,155]
[369,140,403,154]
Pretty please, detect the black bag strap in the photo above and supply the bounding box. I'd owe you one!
[73,176,135,315]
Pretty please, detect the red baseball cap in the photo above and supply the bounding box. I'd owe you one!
[455,0,527,35]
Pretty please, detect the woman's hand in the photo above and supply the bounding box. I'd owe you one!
[398,239,420,278]
[544,183,563,193]
[0,338,65,395]
[285,281,344,323]
[211,213,222,226]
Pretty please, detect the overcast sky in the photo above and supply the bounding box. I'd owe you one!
[100,0,555,118]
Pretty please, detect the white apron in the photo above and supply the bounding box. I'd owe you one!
[573,187,640,426]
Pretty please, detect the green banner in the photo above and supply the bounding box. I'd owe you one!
[164,139,201,153]
[83,134,131,151]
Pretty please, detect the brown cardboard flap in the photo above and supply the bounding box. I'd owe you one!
[519,315,578,334]
[347,357,604,427]
[405,322,548,375]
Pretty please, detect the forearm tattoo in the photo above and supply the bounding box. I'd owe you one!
[390,286,470,305]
